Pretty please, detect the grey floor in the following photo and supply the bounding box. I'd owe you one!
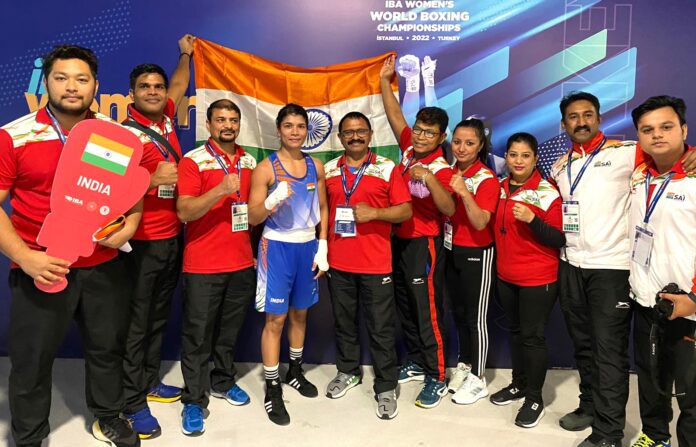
[0,359,679,447]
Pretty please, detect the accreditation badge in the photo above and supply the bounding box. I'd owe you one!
[231,202,249,232]
[631,225,653,267]
[444,220,453,251]
[562,200,580,233]
[157,184,175,199]
[334,205,356,237]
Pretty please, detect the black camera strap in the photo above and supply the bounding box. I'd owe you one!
[123,120,181,163]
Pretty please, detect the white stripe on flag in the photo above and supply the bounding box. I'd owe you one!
[195,89,399,152]
[84,142,130,167]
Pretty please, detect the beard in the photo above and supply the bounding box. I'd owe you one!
[217,131,236,143]
[47,89,95,117]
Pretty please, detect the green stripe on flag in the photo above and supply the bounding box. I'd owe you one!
[190,143,401,164]
[81,152,127,175]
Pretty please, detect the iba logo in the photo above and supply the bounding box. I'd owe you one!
[25,60,196,126]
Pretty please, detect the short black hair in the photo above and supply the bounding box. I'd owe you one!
[206,99,241,121]
[559,91,600,119]
[631,95,687,128]
[338,111,371,132]
[275,103,308,128]
[415,106,449,133]
[453,118,490,164]
[42,45,98,79]
[129,64,169,91]
[506,132,539,156]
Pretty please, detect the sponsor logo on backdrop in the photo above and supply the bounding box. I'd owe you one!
[371,0,469,41]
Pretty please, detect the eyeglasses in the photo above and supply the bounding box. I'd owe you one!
[339,129,371,138]
[412,126,440,139]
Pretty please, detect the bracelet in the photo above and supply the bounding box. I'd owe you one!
[689,291,696,305]
[421,171,430,182]
[180,52,192,59]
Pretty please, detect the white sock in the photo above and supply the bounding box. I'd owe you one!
[289,346,303,362]
[264,364,279,381]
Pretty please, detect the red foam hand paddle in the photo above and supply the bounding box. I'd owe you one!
[35,120,150,293]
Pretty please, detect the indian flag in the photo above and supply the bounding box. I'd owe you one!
[193,39,400,162]
[81,133,133,175]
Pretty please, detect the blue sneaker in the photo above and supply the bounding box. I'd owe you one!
[415,376,447,409]
[397,360,425,383]
[125,407,161,439]
[181,403,205,436]
[147,382,182,403]
[211,384,251,406]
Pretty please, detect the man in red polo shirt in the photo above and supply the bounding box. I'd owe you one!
[379,54,455,409]
[119,34,195,439]
[175,99,256,436]
[0,45,140,447]
[324,111,412,419]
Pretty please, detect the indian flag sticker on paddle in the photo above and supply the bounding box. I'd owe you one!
[81,133,133,175]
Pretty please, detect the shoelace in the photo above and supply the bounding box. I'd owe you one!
[633,434,655,447]
[101,418,131,439]
[184,406,203,421]
[424,380,442,396]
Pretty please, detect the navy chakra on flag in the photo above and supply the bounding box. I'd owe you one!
[303,109,332,151]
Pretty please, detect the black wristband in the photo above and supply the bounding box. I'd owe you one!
[180,52,192,59]
[689,291,696,305]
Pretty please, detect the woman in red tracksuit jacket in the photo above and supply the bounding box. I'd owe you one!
[491,132,564,429]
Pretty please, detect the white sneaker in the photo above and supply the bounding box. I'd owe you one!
[447,362,471,393]
[451,374,488,405]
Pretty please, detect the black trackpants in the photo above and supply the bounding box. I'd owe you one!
[180,267,255,408]
[496,278,557,404]
[8,258,130,446]
[122,236,181,413]
[558,260,632,441]
[634,303,696,446]
[327,268,398,394]
[445,244,495,377]
[392,236,447,382]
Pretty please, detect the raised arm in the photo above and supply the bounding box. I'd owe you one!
[380,54,408,141]
[168,34,196,110]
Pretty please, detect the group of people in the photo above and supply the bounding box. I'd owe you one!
[0,36,693,447]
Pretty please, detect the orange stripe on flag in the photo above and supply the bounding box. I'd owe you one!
[193,39,398,107]
[88,133,133,157]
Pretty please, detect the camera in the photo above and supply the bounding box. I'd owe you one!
[654,283,686,319]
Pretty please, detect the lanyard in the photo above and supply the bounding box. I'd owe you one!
[341,151,371,205]
[643,171,675,225]
[206,142,242,200]
[401,152,415,176]
[127,110,170,160]
[45,106,67,146]
[566,136,606,197]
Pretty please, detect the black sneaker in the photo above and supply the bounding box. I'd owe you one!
[559,407,594,431]
[515,399,545,428]
[489,383,525,406]
[92,417,141,447]
[264,379,290,426]
[577,434,618,447]
[285,359,318,398]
